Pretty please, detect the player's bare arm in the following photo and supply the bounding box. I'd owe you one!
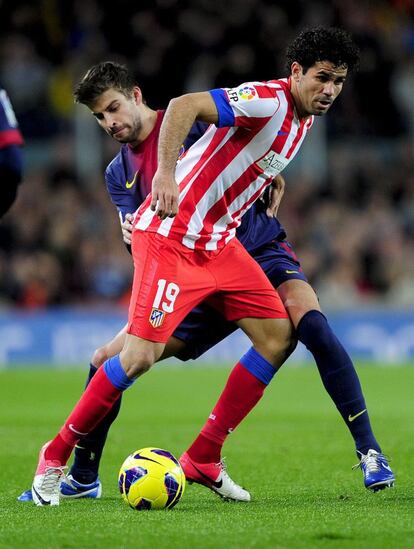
[266,174,286,218]
[151,92,218,220]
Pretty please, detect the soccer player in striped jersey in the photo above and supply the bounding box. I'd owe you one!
[29,28,394,507]
[0,87,23,217]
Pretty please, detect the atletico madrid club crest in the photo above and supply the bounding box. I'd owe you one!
[149,308,165,328]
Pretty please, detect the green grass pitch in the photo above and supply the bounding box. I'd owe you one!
[0,363,413,549]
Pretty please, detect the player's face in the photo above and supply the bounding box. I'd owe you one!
[290,61,347,118]
[90,88,143,143]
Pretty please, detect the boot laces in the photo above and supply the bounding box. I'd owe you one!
[41,465,67,493]
[216,458,238,488]
[352,450,389,473]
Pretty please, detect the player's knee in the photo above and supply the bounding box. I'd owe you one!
[297,310,334,351]
[119,348,156,378]
[262,320,294,363]
[91,346,110,368]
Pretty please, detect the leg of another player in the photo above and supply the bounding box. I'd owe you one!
[277,279,381,455]
[277,279,394,490]
[182,317,293,493]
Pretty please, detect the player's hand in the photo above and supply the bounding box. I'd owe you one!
[266,174,285,218]
[151,170,179,220]
[121,213,134,245]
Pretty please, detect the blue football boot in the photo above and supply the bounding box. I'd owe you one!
[354,449,395,491]
[17,489,34,502]
[18,474,102,501]
[60,474,102,499]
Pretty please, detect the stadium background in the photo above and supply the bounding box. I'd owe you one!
[1,0,414,364]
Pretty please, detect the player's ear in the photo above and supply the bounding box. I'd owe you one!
[133,87,143,105]
[291,62,303,82]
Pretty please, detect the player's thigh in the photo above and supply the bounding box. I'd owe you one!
[251,240,318,328]
[277,279,321,328]
[252,239,308,289]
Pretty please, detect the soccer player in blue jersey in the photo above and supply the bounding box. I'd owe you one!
[21,49,394,503]
[0,86,23,217]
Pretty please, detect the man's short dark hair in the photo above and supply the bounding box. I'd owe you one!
[74,61,137,105]
[286,27,360,73]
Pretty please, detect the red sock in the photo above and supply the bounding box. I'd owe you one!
[44,367,122,464]
[187,362,266,463]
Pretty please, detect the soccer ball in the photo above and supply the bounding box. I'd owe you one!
[118,447,186,510]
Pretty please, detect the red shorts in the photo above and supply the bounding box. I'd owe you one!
[127,231,288,342]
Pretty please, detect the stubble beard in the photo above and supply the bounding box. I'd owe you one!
[121,116,143,144]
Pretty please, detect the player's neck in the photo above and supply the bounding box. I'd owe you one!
[289,79,312,121]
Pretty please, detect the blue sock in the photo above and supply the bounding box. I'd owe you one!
[103,355,134,390]
[70,362,124,484]
[240,347,278,385]
[297,310,381,455]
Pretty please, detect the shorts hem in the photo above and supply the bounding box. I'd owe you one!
[126,325,170,344]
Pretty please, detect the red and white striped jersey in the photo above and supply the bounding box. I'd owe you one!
[134,78,314,250]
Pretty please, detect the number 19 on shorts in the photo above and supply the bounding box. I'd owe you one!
[149,279,180,328]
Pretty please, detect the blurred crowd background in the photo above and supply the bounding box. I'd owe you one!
[1,0,414,310]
